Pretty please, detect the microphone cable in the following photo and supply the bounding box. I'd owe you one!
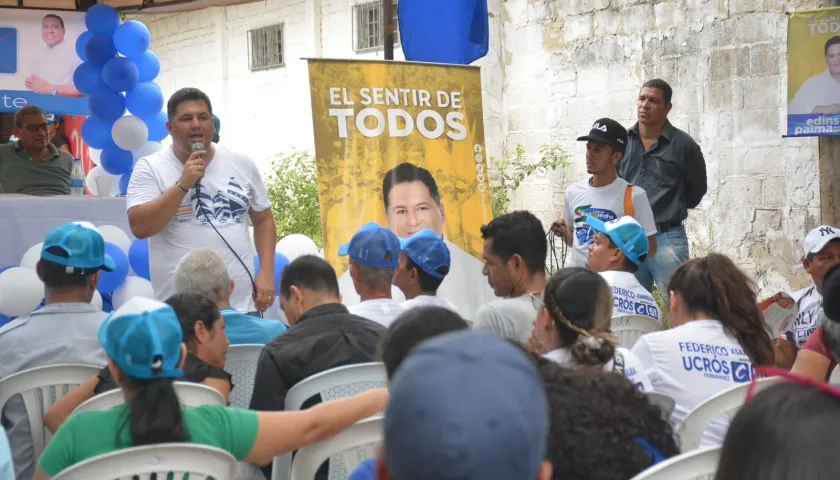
[545,225,567,275]
[191,144,264,318]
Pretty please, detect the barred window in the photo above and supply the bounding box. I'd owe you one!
[248,23,284,71]
[353,1,399,53]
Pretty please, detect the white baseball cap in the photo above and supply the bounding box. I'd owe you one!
[804,225,840,257]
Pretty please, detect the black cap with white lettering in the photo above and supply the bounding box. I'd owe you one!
[577,118,628,153]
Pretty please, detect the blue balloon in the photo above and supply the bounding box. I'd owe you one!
[113,20,151,58]
[128,238,150,280]
[0,265,13,275]
[126,82,163,118]
[145,111,168,142]
[75,31,93,62]
[0,314,10,328]
[88,88,126,122]
[101,57,139,93]
[100,145,134,175]
[133,50,160,82]
[73,62,103,95]
[254,253,290,296]
[84,35,117,66]
[97,243,129,294]
[81,117,116,149]
[119,169,132,195]
[85,4,120,37]
[101,292,114,313]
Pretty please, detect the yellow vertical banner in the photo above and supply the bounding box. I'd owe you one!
[307,59,493,277]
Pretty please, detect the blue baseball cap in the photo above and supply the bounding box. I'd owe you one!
[399,229,451,279]
[586,215,649,265]
[98,297,185,380]
[338,222,401,269]
[41,223,116,272]
[384,330,549,480]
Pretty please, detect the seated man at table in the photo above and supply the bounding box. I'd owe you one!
[0,223,111,479]
[0,105,73,196]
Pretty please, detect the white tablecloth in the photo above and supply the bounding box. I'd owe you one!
[0,196,132,267]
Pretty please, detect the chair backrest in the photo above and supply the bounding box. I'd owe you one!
[272,363,387,480]
[0,364,102,460]
[645,391,676,419]
[829,364,840,384]
[611,315,661,349]
[677,376,782,451]
[289,417,383,480]
[629,446,720,480]
[224,344,264,408]
[50,442,238,480]
[74,381,226,414]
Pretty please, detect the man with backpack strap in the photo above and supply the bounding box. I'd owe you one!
[554,117,658,268]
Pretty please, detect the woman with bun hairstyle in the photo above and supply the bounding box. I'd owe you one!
[530,267,652,390]
[34,298,387,480]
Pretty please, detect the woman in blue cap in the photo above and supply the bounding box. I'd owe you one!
[34,297,387,479]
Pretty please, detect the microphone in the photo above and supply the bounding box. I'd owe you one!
[192,142,205,193]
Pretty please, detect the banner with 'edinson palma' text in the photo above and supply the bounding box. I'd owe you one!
[787,7,840,137]
[307,59,493,277]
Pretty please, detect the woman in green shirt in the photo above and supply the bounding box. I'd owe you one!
[34,298,387,479]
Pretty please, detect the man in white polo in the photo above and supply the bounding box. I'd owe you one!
[25,14,82,98]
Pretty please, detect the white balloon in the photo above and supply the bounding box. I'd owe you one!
[0,267,44,317]
[132,141,163,161]
[90,290,103,310]
[73,221,101,233]
[85,166,108,196]
[20,242,44,270]
[88,148,101,165]
[111,276,155,309]
[112,116,149,152]
[98,225,131,252]
[275,234,319,261]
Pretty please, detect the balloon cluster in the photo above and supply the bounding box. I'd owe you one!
[0,223,153,323]
[73,4,166,196]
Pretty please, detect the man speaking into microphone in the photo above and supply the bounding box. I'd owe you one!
[126,88,277,313]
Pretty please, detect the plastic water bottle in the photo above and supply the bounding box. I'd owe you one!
[71,158,85,196]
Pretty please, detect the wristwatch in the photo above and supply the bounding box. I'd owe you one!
[50,85,57,96]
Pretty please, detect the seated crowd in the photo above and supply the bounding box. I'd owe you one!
[1,211,839,480]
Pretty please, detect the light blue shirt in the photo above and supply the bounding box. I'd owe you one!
[221,307,287,345]
[348,458,376,480]
[0,303,107,479]
[0,429,13,480]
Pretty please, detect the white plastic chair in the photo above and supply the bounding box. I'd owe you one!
[289,417,383,480]
[272,362,387,480]
[51,443,238,480]
[678,376,782,451]
[0,364,101,460]
[629,445,720,480]
[611,315,661,349]
[73,381,226,414]
[645,391,676,418]
[224,344,264,408]
[829,364,840,384]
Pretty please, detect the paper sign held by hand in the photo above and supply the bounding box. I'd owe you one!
[759,292,798,337]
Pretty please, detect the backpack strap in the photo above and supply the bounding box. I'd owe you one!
[624,184,635,218]
[612,350,626,376]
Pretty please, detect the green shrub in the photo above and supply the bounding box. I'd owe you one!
[264,150,323,248]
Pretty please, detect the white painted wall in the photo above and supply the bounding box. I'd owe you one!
[131,0,824,292]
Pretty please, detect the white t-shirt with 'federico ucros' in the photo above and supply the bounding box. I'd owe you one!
[599,270,661,323]
[562,177,656,267]
[127,145,270,312]
[631,319,759,447]
[544,347,653,391]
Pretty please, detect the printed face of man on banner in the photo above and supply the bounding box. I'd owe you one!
[382,162,447,239]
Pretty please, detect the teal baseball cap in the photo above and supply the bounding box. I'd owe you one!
[213,114,220,134]
[98,297,185,380]
[586,215,649,265]
[41,223,115,273]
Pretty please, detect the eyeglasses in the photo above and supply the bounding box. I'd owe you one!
[746,366,840,402]
[529,292,544,310]
[23,123,50,133]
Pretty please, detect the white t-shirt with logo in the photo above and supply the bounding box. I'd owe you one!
[781,285,823,349]
[631,319,759,446]
[473,294,538,343]
[349,299,406,327]
[544,347,653,391]
[562,177,657,267]
[599,270,662,323]
[402,295,459,314]
[127,145,270,312]
[788,70,840,115]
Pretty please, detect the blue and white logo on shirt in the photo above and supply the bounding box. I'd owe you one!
[679,342,752,383]
[730,361,752,383]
